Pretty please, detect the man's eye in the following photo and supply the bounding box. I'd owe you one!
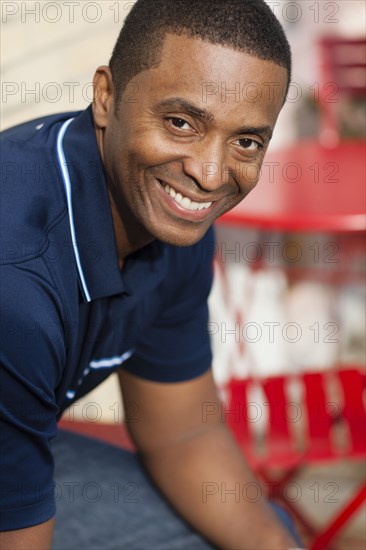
[238,138,262,151]
[166,117,191,130]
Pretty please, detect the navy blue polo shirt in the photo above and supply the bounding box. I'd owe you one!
[0,106,215,530]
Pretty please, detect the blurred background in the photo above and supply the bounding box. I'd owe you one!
[1,2,365,548]
[1,1,365,141]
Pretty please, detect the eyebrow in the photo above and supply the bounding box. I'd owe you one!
[154,98,214,121]
[154,97,273,140]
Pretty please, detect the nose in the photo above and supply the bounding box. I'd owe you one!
[182,135,230,192]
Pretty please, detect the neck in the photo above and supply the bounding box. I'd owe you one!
[108,192,155,265]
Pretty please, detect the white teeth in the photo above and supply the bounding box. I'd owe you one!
[163,183,212,211]
[181,197,191,209]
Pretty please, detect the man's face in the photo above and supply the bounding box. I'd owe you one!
[99,34,288,249]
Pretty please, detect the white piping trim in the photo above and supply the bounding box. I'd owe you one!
[89,349,134,369]
[56,118,91,303]
[65,350,134,400]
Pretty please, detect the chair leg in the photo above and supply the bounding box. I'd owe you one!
[282,500,318,538]
[310,482,366,550]
[259,467,318,536]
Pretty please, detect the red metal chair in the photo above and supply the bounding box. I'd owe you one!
[318,37,366,146]
[226,367,366,550]
[217,33,366,550]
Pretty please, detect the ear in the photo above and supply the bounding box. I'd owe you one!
[92,66,114,128]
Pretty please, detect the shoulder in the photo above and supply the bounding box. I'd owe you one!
[1,111,79,144]
[1,112,79,264]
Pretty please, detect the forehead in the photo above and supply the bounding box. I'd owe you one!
[126,33,288,124]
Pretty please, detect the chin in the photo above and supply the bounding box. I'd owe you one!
[154,225,209,248]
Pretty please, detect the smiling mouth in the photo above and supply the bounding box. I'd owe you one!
[160,181,213,212]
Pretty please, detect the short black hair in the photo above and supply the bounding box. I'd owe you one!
[109,0,291,109]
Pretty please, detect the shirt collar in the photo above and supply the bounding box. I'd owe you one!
[58,106,124,301]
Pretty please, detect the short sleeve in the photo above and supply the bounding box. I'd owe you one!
[122,227,216,382]
[0,261,64,530]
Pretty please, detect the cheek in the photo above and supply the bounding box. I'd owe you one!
[236,161,262,195]
[145,144,173,165]
[127,123,191,166]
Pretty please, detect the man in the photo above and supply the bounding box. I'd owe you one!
[0,0,304,548]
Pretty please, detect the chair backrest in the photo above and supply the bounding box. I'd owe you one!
[225,367,366,467]
[302,372,334,459]
[319,37,366,144]
[226,378,253,456]
[226,375,300,466]
[337,368,366,455]
[261,376,295,458]
[320,37,366,96]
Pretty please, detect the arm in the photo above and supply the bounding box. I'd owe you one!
[118,368,299,550]
[0,519,54,550]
